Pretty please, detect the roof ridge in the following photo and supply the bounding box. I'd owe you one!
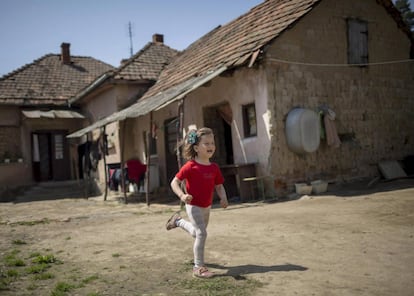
[114,41,180,75]
[0,53,54,81]
[115,42,154,74]
[0,52,114,105]
[0,53,115,81]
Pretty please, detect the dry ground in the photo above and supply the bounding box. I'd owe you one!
[0,179,413,296]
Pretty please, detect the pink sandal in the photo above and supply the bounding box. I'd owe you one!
[193,266,214,278]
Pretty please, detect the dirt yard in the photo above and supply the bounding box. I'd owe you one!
[1,179,413,296]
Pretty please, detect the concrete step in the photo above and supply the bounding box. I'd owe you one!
[14,180,89,202]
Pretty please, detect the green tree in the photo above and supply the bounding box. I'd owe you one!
[395,0,414,31]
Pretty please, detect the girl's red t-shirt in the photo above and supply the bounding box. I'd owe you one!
[175,160,224,208]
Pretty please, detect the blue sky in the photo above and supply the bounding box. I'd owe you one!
[0,0,263,76]
[0,0,412,77]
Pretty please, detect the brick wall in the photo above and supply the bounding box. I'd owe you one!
[264,0,414,185]
[0,127,21,160]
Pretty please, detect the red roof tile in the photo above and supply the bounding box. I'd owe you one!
[141,0,321,99]
[113,42,178,81]
[141,0,412,100]
[0,54,114,106]
[69,39,179,105]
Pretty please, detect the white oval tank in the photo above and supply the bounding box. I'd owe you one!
[285,108,320,154]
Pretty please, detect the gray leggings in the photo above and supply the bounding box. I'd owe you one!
[177,204,211,267]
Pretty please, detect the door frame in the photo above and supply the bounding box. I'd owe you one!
[32,130,71,182]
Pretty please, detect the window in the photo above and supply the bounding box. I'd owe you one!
[242,103,257,138]
[347,18,368,65]
[146,130,157,156]
[54,134,64,159]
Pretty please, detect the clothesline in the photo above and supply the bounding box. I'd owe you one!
[267,57,414,67]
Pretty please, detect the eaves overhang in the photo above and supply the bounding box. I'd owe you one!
[67,66,227,138]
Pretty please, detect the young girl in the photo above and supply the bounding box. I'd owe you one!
[166,127,228,278]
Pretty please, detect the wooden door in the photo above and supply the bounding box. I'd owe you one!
[51,132,70,181]
[32,131,71,181]
[164,118,179,184]
[37,133,52,181]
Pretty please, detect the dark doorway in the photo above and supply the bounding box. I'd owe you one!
[203,103,233,166]
[32,131,71,182]
[164,117,179,184]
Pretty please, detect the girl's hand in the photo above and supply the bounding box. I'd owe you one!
[180,194,193,203]
[220,197,228,208]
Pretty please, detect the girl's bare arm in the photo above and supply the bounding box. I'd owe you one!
[170,177,192,203]
[215,184,228,208]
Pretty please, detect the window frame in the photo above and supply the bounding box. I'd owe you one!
[242,103,257,138]
[347,18,369,66]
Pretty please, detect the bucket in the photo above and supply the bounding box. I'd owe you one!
[295,183,312,195]
[311,180,328,194]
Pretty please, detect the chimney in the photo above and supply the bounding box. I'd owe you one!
[61,42,71,64]
[152,34,164,44]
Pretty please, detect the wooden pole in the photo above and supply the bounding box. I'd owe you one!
[120,120,127,203]
[142,130,148,203]
[102,126,108,201]
[83,133,91,199]
[177,100,185,209]
[145,112,153,206]
[177,100,184,169]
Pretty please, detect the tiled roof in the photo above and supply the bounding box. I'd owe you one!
[141,0,411,100]
[67,0,412,138]
[69,40,178,105]
[141,0,321,99]
[113,42,179,81]
[0,54,114,106]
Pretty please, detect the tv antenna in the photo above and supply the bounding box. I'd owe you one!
[128,21,134,57]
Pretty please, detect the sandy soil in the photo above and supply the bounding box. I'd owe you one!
[0,179,413,296]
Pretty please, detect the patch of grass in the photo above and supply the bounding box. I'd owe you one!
[26,282,38,290]
[112,253,121,258]
[171,262,264,296]
[6,269,19,277]
[29,252,41,258]
[0,279,10,291]
[4,250,25,267]
[0,265,19,290]
[13,218,50,226]
[2,247,106,295]
[33,272,55,280]
[12,239,27,245]
[32,254,57,264]
[51,281,76,296]
[80,274,99,286]
[0,269,19,290]
[26,263,50,274]
[1,250,63,291]
[6,249,20,256]
[5,257,25,267]
[177,277,263,296]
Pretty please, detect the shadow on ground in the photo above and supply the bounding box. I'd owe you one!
[208,263,308,279]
